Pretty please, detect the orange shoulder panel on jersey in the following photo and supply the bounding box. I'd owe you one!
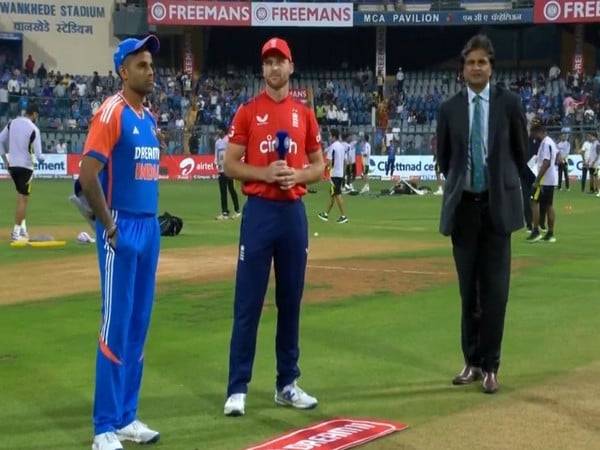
[83,95,124,162]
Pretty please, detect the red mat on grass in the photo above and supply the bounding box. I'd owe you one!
[245,418,408,450]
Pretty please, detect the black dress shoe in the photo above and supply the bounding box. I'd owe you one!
[482,371,499,394]
[452,365,483,385]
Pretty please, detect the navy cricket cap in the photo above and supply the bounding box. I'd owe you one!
[113,35,160,73]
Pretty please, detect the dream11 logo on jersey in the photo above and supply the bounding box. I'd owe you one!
[134,146,160,181]
[259,134,298,155]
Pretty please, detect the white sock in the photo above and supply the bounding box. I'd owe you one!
[13,224,20,235]
[20,220,27,233]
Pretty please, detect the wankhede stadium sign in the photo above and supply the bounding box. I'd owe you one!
[147,0,251,26]
[251,2,353,27]
[534,0,600,23]
[0,0,106,34]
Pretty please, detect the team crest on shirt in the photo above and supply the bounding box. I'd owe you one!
[133,126,140,135]
[292,109,299,128]
[256,114,269,125]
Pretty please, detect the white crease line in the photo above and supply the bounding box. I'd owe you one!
[307,264,449,276]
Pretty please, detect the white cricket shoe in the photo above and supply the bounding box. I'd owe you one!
[317,212,329,222]
[224,393,246,416]
[10,231,27,242]
[116,420,160,444]
[92,432,123,450]
[433,187,444,196]
[275,381,318,409]
[359,184,370,194]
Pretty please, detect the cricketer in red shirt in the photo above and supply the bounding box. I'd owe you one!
[223,37,325,416]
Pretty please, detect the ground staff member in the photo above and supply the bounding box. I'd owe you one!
[214,126,241,219]
[359,134,371,193]
[528,120,558,243]
[223,37,324,417]
[557,134,570,191]
[437,35,527,394]
[0,103,43,241]
[79,35,162,450]
[318,129,349,223]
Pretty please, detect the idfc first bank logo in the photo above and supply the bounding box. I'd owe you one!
[150,1,167,21]
[536,0,600,23]
[542,0,561,21]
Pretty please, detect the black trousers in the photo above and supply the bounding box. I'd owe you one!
[451,193,511,373]
[557,162,569,189]
[219,173,240,214]
[581,167,591,192]
[346,163,356,185]
[521,180,532,229]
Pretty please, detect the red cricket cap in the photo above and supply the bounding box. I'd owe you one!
[261,37,292,62]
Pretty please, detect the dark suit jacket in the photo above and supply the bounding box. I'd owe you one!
[437,85,528,236]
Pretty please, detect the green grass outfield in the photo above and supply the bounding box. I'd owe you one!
[1,179,600,450]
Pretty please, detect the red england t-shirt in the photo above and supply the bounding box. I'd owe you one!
[228,91,322,200]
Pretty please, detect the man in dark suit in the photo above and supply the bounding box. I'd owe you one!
[436,35,527,394]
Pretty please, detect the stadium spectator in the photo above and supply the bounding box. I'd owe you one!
[593,70,600,97]
[76,78,87,97]
[36,63,47,80]
[0,82,7,116]
[55,138,67,154]
[326,103,338,125]
[549,64,560,81]
[24,55,35,76]
[396,67,404,92]
[105,70,116,91]
[188,130,199,154]
[175,114,184,130]
[7,74,19,94]
[584,106,595,124]
[315,103,326,124]
[338,107,349,127]
[0,60,598,155]
[376,70,384,98]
